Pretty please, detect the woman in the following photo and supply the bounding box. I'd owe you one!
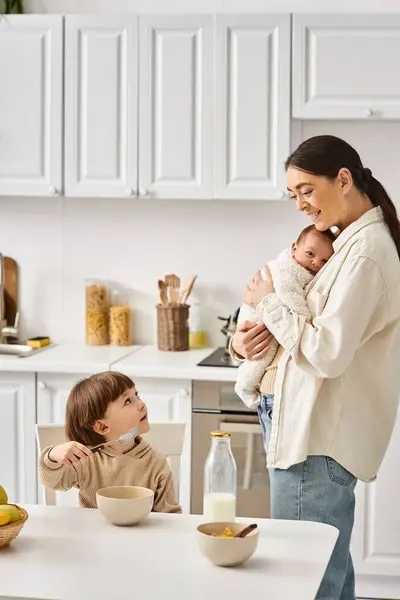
[231,135,400,600]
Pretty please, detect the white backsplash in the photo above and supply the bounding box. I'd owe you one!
[1,120,400,345]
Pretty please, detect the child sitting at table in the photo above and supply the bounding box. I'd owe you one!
[38,371,181,513]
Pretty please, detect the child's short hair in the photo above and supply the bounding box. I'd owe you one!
[65,372,134,447]
[297,224,336,245]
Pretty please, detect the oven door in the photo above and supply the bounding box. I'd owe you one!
[191,381,270,518]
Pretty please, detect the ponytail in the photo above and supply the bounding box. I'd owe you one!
[360,168,400,260]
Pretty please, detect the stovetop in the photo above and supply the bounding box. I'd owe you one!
[197,347,240,368]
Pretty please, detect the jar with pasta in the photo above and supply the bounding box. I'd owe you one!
[109,289,132,346]
[85,279,109,345]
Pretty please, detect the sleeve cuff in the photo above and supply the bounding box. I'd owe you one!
[228,336,245,362]
[42,447,64,471]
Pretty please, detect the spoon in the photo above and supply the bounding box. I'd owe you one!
[90,428,139,454]
[235,523,258,538]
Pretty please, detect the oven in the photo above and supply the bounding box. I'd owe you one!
[191,380,270,518]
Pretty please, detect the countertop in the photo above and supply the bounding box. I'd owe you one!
[113,345,238,382]
[0,343,238,381]
[0,343,141,374]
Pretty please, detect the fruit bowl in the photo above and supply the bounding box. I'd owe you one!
[0,504,29,548]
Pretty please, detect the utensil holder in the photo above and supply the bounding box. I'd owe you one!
[157,304,189,351]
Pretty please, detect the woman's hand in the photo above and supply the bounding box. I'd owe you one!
[243,266,275,309]
[232,320,273,361]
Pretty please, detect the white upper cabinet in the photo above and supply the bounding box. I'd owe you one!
[64,16,138,198]
[214,15,291,200]
[139,15,213,200]
[292,15,400,120]
[0,16,63,197]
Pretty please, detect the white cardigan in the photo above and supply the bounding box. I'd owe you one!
[258,207,400,482]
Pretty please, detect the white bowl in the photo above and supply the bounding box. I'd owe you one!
[197,522,259,567]
[96,486,154,526]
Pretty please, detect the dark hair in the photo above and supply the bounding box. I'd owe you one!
[65,371,134,446]
[297,224,336,246]
[286,135,400,259]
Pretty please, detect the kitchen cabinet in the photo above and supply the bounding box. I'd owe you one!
[132,378,192,513]
[352,413,400,600]
[0,16,63,196]
[36,373,87,506]
[65,15,213,200]
[214,14,290,200]
[139,15,213,199]
[292,15,400,120]
[0,372,37,504]
[64,16,139,198]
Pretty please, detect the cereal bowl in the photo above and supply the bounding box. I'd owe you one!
[196,522,259,567]
[96,486,154,526]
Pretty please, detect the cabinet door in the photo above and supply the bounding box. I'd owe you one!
[37,373,84,507]
[65,16,138,198]
[135,378,192,513]
[352,414,400,599]
[139,15,213,199]
[215,15,290,200]
[0,373,36,504]
[293,15,400,120]
[0,16,63,197]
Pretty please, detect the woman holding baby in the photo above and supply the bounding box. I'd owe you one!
[231,135,400,600]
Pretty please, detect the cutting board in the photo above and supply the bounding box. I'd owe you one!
[4,257,18,327]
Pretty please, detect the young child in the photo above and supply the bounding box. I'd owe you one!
[39,371,181,513]
[235,225,335,408]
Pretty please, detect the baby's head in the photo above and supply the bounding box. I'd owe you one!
[65,371,149,447]
[292,225,335,275]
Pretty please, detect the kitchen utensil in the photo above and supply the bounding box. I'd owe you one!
[158,280,169,307]
[165,274,180,305]
[180,275,197,305]
[4,257,18,331]
[235,523,258,538]
[90,427,139,453]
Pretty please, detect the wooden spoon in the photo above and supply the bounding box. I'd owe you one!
[180,275,197,305]
[165,274,180,305]
[235,523,258,538]
[158,280,169,307]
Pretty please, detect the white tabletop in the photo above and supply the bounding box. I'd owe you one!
[0,505,338,600]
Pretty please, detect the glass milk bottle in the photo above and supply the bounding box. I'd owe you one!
[203,431,237,522]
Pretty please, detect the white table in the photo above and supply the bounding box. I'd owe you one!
[0,506,338,600]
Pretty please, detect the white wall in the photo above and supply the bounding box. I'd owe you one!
[3,1,400,346]
[2,119,399,346]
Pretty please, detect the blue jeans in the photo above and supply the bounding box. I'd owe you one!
[259,394,357,600]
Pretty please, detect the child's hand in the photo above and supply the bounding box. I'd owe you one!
[48,442,93,467]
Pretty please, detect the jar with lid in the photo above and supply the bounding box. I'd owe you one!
[203,431,237,522]
[85,279,108,345]
[109,289,132,346]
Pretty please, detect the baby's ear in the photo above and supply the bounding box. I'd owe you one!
[291,242,297,255]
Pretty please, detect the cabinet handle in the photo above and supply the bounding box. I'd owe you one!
[364,108,374,118]
[139,189,149,197]
[179,388,189,397]
[49,186,58,196]
[124,188,135,197]
[38,381,47,391]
